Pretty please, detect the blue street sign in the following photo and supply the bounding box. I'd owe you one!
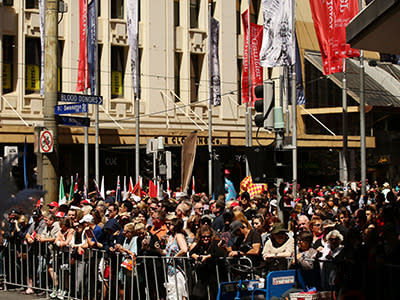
[58,92,103,105]
[56,116,90,127]
[54,103,88,115]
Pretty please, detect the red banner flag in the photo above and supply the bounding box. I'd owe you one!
[241,10,263,106]
[309,0,359,75]
[77,0,88,92]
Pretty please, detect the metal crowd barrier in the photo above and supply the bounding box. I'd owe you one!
[0,241,254,300]
[2,241,398,300]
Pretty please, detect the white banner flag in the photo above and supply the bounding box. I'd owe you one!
[259,0,295,67]
[126,0,141,98]
[39,0,46,96]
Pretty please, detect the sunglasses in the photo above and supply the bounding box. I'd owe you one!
[328,237,339,241]
[201,235,211,239]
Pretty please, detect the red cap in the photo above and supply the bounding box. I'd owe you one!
[230,202,240,208]
[48,201,60,208]
[55,211,65,218]
[80,199,90,205]
[224,169,230,175]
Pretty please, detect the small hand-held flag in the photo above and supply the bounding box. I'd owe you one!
[59,176,66,205]
[192,176,195,195]
[149,180,158,198]
[116,176,122,202]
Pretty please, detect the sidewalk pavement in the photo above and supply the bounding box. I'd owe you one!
[0,290,46,300]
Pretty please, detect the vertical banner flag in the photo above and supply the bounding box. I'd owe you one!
[127,0,141,97]
[77,0,88,92]
[87,0,97,95]
[39,0,45,96]
[181,132,198,193]
[259,0,295,67]
[209,17,221,106]
[309,0,359,75]
[241,10,263,106]
[295,35,306,105]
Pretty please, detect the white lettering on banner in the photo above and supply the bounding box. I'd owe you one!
[339,0,349,13]
[272,276,295,285]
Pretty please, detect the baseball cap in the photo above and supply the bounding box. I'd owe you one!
[55,211,65,218]
[48,201,60,208]
[80,199,90,205]
[224,169,230,175]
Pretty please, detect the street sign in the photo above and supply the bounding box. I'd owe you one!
[56,116,90,127]
[39,130,54,153]
[55,103,88,115]
[58,92,103,105]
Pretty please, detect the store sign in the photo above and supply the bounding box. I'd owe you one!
[164,136,222,145]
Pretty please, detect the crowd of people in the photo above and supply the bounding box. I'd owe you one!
[0,177,399,300]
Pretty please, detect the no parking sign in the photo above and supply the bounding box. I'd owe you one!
[39,130,54,153]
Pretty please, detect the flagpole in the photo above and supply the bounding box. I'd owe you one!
[84,0,89,197]
[95,0,99,185]
[208,3,213,196]
[246,2,251,176]
[291,0,297,198]
[134,0,140,184]
[341,58,348,184]
[359,0,366,195]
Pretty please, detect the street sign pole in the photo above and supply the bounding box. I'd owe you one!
[42,0,58,207]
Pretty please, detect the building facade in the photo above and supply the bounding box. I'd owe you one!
[1,0,383,191]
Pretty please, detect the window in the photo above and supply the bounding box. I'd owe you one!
[250,0,260,23]
[237,58,243,104]
[174,0,180,27]
[190,54,204,103]
[190,0,200,28]
[174,53,182,100]
[236,0,242,34]
[2,36,15,94]
[111,46,126,98]
[111,0,124,19]
[57,41,64,92]
[25,38,41,94]
[4,0,14,6]
[26,0,38,9]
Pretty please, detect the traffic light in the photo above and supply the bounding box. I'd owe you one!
[254,80,274,130]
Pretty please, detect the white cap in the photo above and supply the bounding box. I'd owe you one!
[79,214,94,224]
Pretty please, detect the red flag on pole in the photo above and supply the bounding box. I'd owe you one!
[241,9,263,106]
[309,0,359,75]
[77,0,88,91]
[149,180,158,198]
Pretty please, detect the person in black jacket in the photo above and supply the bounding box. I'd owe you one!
[190,225,226,300]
